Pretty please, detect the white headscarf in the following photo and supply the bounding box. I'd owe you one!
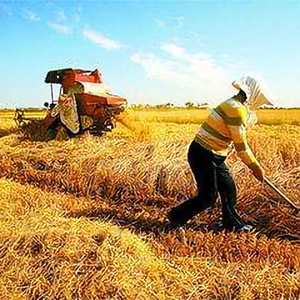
[232,76,273,110]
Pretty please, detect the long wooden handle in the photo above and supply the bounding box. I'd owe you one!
[264,177,300,211]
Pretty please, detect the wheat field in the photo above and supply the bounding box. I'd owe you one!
[0,108,300,299]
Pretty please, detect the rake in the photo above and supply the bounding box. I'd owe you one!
[264,177,300,211]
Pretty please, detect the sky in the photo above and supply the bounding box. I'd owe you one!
[0,0,299,108]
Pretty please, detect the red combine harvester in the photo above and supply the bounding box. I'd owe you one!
[15,68,128,140]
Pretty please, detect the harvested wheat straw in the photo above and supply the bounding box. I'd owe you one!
[0,118,300,299]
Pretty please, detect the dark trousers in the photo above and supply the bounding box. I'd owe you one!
[169,141,245,230]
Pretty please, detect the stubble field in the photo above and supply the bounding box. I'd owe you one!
[0,108,300,299]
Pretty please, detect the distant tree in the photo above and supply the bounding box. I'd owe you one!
[185,102,194,108]
[164,102,174,107]
[196,102,209,109]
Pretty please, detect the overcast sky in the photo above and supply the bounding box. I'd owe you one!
[0,0,299,108]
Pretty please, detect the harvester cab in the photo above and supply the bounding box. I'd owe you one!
[15,68,128,140]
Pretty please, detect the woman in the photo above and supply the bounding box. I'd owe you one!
[167,76,273,231]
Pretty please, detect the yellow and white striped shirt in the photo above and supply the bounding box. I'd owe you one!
[195,97,260,169]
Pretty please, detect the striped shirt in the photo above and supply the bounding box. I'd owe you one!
[195,97,260,169]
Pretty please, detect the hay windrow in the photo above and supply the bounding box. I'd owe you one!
[1,178,300,299]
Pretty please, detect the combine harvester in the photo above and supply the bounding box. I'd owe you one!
[14,68,128,140]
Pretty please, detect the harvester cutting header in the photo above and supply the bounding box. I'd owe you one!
[15,68,128,140]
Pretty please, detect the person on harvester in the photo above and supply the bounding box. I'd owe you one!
[167,76,273,231]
